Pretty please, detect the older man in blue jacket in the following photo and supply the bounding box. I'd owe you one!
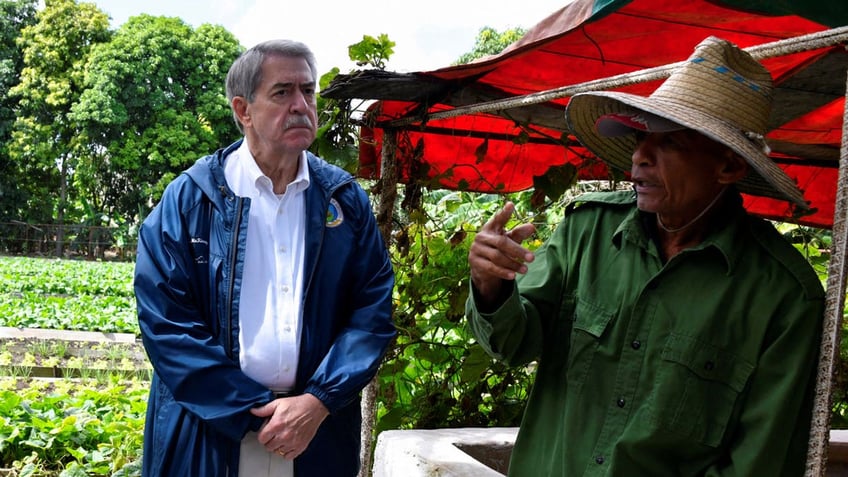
[133,39,396,476]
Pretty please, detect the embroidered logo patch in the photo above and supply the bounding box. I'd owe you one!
[190,237,209,264]
[326,198,344,227]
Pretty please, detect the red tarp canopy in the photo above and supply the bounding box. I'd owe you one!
[322,0,848,228]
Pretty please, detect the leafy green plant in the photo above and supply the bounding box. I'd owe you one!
[347,34,395,70]
[29,339,69,361]
[0,376,146,476]
[0,256,137,334]
[375,188,543,431]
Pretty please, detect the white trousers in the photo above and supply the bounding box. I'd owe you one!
[239,432,294,477]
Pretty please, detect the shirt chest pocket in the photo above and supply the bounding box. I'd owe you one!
[650,332,754,448]
[565,298,615,390]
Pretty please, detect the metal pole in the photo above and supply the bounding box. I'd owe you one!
[806,70,848,477]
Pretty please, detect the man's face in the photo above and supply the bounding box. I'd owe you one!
[630,130,733,222]
[241,54,318,158]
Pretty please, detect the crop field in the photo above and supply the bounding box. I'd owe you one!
[0,255,137,334]
[0,255,146,476]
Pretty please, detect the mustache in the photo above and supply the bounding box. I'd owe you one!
[284,115,313,129]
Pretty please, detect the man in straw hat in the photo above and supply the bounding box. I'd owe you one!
[466,36,824,476]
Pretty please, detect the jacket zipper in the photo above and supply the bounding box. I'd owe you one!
[225,196,244,360]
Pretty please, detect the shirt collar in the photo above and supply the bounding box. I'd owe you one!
[701,201,747,275]
[233,139,311,196]
[613,192,747,275]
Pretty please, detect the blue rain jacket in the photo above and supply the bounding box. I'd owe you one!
[134,140,396,476]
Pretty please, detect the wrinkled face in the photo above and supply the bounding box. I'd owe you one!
[239,54,318,157]
[630,130,737,223]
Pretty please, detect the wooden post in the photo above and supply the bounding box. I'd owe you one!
[359,129,399,477]
[806,71,848,476]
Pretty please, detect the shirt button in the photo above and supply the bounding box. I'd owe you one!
[284,325,292,333]
[617,398,626,408]
[595,456,605,465]
[704,361,715,371]
[631,340,641,350]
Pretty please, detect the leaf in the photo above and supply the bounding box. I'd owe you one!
[532,163,578,203]
[461,346,493,383]
[474,138,489,164]
[375,407,406,432]
[347,34,395,69]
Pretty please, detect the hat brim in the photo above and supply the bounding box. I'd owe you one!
[566,91,808,208]
[596,111,686,136]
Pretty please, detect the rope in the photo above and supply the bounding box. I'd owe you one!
[380,26,848,128]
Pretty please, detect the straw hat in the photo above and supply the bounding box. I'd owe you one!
[565,36,807,208]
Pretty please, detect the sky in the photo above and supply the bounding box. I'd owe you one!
[89,0,569,74]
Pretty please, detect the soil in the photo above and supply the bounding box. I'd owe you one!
[0,334,151,380]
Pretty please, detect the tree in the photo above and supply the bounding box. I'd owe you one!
[8,0,111,236]
[0,0,37,224]
[71,15,243,223]
[454,26,527,65]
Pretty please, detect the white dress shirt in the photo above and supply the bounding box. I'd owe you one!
[225,140,308,476]
[224,139,309,392]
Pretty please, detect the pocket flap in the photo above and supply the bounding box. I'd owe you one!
[661,333,754,392]
[573,298,615,338]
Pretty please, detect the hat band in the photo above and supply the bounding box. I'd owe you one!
[691,57,768,97]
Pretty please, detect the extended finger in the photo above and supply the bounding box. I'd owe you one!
[505,223,537,263]
[481,202,516,233]
[507,222,536,244]
[488,229,535,265]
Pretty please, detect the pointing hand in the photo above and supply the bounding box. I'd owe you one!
[468,202,536,307]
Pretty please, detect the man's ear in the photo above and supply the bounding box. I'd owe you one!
[718,151,750,184]
[231,97,251,128]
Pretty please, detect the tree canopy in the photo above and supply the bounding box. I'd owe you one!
[71,15,242,222]
[0,0,37,222]
[11,0,111,227]
[454,26,527,65]
[2,0,242,230]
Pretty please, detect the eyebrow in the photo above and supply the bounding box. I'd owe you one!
[269,80,315,90]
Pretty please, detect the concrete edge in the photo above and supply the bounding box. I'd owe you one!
[372,427,518,477]
[0,326,138,343]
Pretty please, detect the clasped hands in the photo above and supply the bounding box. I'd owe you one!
[252,393,329,460]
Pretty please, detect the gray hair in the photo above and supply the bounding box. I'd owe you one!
[225,39,318,133]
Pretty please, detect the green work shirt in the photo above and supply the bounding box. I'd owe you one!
[467,191,824,477]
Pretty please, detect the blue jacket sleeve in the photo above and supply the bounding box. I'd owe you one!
[301,184,396,414]
[134,177,271,441]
